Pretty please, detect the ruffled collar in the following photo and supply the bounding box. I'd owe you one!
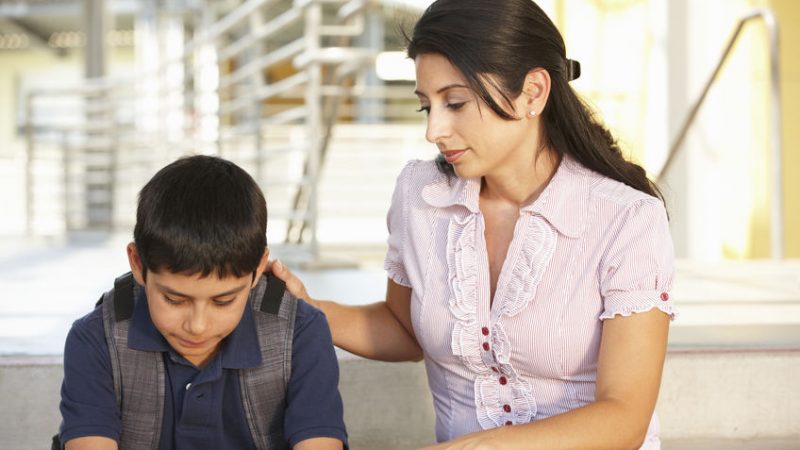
[420,155,592,238]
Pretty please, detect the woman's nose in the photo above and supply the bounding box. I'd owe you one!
[425,109,451,144]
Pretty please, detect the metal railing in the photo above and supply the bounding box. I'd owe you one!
[23,0,412,259]
[656,8,783,259]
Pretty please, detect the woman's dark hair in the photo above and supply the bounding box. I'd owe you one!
[134,155,267,278]
[406,0,663,202]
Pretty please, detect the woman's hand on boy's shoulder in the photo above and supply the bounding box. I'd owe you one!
[267,259,316,307]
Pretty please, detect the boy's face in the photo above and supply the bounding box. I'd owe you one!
[127,243,268,368]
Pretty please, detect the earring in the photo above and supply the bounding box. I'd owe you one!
[529,110,537,117]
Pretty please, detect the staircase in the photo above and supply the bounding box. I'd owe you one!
[23,0,421,262]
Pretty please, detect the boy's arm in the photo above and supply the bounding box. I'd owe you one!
[284,301,348,449]
[293,437,343,450]
[59,310,121,447]
[64,436,118,450]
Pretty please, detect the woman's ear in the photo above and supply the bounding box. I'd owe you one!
[521,68,551,117]
[127,242,146,285]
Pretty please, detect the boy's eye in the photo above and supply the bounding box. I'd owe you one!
[213,299,235,307]
[164,296,184,305]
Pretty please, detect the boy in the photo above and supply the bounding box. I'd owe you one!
[57,155,347,450]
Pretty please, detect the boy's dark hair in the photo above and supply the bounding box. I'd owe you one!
[406,0,664,203]
[134,155,267,279]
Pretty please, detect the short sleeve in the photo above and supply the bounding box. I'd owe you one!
[59,307,121,446]
[598,198,677,321]
[383,161,415,287]
[284,300,348,448]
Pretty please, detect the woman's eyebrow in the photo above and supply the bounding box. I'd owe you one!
[414,83,470,97]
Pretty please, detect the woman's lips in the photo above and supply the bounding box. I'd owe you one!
[442,149,467,163]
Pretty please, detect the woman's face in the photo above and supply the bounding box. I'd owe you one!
[414,53,540,180]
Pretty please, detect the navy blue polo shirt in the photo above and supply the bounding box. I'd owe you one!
[59,287,348,449]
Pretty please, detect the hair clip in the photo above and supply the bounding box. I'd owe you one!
[566,59,581,82]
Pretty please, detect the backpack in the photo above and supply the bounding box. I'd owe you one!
[53,271,297,450]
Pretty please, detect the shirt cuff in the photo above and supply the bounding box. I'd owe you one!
[600,290,678,321]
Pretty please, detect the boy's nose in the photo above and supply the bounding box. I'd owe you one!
[186,308,209,336]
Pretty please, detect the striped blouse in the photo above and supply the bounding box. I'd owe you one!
[384,156,676,449]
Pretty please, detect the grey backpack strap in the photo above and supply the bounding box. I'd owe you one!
[101,272,165,450]
[239,273,298,450]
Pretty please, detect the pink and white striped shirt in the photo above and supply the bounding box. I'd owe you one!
[384,156,676,448]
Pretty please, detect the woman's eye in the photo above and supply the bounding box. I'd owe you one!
[416,106,430,114]
[447,102,466,110]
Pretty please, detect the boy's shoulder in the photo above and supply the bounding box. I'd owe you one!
[67,303,107,346]
[291,299,330,339]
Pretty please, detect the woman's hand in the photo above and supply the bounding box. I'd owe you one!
[417,430,499,450]
[267,259,315,307]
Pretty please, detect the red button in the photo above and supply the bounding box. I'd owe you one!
[481,327,489,336]
[482,342,490,351]
[499,376,507,385]
[503,404,511,413]
[505,421,513,426]
[660,292,669,301]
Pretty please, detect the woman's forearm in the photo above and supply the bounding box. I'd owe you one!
[271,261,421,361]
[426,311,670,450]
[424,398,650,450]
[315,300,423,362]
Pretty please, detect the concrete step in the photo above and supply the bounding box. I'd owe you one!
[1,353,798,450]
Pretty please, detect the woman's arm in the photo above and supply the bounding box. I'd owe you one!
[65,437,118,450]
[294,437,343,450]
[422,308,670,450]
[271,260,423,362]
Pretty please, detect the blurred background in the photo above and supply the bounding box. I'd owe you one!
[0,0,798,449]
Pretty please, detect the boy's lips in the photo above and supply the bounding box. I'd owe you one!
[178,337,209,348]
[442,149,467,163]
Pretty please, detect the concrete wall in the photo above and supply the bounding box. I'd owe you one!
[2,350,798,450]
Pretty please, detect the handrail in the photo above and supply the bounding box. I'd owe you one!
[655,8,783,259]
[22,0,392,254]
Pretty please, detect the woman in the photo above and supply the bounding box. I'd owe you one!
[273,0,676,448]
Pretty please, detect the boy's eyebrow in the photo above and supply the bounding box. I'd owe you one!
[414,83,470,98]
[154,282,249,299]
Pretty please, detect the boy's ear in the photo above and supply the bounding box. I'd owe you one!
[127,242,146,285]
[252,246,270,286]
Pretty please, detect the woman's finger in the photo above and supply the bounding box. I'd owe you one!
[269,259,311,300]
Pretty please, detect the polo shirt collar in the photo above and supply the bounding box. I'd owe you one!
[420,155,591,238]
[127,283,263,369]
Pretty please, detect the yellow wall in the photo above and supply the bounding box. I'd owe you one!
[0,47,134,158]
[770,0,800,257]
[0,48,78,157]
[549,0,798,259]
[748,0,799,258]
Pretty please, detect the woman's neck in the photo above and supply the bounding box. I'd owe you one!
[480,149,560,208]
